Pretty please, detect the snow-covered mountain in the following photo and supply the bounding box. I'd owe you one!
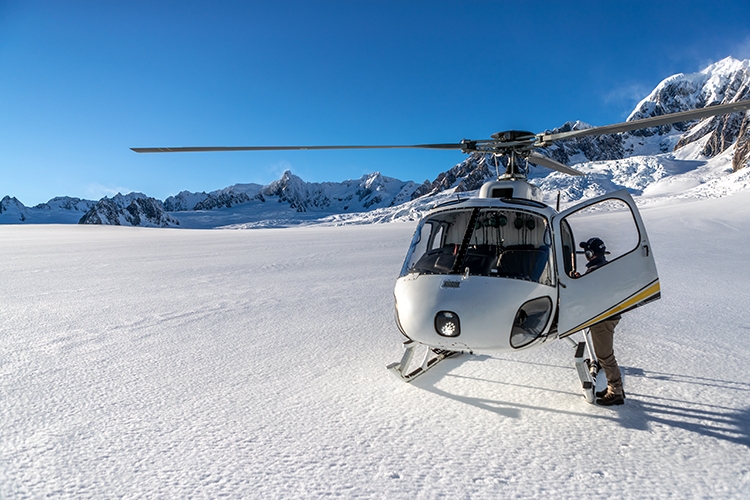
[0,196,29,222]
[0,193,182,227]
[255,170,419,212]
[405,56,750,208]
[0,195,95,224]
[165,171,419,213]
[3,57,750,228]
[163,183,263,211]
[79,193,180,228]
[0,172,423,228]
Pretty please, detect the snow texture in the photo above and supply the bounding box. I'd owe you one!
[4,58,750,496]
[2,189,750,498]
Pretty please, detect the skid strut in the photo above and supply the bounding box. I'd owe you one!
[387,340,461,382]
[573,328,600,404]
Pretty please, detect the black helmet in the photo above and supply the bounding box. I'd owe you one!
[580,237,606,258]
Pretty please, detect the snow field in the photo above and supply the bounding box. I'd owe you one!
[2,192,750,498]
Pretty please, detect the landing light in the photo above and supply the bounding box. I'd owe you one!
[435,311,461,337]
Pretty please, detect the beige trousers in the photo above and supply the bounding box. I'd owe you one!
[590,318,622,390]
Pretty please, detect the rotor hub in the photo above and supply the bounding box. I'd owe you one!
[490,130,535,142]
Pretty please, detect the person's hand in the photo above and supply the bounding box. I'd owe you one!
[570,271,581,278]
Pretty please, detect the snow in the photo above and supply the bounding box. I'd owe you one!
[4,56,750,496]
[3,189,750,498]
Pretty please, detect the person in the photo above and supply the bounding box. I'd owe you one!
[577,237,625,406]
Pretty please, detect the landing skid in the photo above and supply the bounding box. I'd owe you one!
[569,329,600,404]
[387,340,462,382]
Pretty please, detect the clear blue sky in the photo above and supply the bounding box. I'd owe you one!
[2,0,750,205]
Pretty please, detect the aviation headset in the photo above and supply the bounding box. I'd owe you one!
[580,237,606,259]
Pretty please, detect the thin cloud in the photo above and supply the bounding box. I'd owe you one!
[731,37,750,60]
[602,83,653,118]
[85,183,133,201]
[268,160,293,179]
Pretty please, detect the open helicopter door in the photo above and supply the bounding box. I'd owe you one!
[551,189,660,337]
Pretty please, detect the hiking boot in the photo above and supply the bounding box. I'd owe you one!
[596,387,626,399]
[596,387,625,406]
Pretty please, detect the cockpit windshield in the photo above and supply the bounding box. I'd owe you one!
[401,207,554,286]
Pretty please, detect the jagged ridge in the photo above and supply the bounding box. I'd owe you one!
[79,193,179,228]
[2,57,750,228]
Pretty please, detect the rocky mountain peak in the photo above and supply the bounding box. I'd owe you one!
[79,195,179,227]
[0,196,30,222]
[4,59,750,229]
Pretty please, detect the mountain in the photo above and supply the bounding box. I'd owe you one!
[255,171,419,212]
[79,193,180,228]
[2,57,750,228]
[163,183,262,211]
[408,56,750,204]
[631,57,750,169]
[0,173,421,228]
[0,196,30,222]
[0,195,95,224]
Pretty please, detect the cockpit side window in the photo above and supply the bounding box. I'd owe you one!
[401,210,472,276]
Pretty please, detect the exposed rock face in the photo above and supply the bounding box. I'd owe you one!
[164,187,257,211]
[5,59,750,228]
[163,191,208,211]
[79,194,179,227]
[193,192,251,210]
[733,115,750,172]
[637,57,750,167]
[0,196,29,222]
[258,171,315,211]
[256,170,418,212]
[414,57,750,199]
[410,154,495,198]
[33,196,95,213]
[0,195,98,224]
[539,121,627,166]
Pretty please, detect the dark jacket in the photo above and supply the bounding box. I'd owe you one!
[584,255,622,321]
[584,255,608,273]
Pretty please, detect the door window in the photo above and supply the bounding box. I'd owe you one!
[559,198,640,278]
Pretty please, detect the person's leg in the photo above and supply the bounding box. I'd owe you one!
[590,319,622,394]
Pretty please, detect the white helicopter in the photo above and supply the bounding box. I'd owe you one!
[133,99,750,403]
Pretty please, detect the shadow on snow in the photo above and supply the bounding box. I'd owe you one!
[410,355,750,448]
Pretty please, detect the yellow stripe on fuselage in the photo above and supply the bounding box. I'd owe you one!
[563,280,661,336]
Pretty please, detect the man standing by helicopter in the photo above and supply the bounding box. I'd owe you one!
[575,237,625,406]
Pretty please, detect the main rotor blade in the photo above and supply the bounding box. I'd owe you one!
[131,143,466,153]
[539,99,750,144]
[528,151,584,176]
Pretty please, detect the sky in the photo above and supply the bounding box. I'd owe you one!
[2,0,750,206]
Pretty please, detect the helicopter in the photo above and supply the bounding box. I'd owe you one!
[132,98,750,403]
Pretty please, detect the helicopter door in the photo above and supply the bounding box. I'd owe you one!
[551,189,660,337]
